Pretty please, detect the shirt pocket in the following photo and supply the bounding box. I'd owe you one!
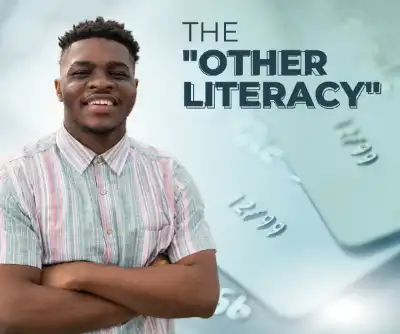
[132,221,174,267]
[121,184,175,266]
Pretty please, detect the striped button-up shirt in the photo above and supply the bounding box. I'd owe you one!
[0,126,216,333]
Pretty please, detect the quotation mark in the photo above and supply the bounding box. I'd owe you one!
[364,82,381,95]
[183,50,198,62]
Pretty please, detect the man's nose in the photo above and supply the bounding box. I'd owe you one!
[88,74,115,90]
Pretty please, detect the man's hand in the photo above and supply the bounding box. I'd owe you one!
[150,254,170,267]
[42,255,171,290]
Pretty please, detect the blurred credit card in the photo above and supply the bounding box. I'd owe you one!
[255,108,400,249]
[173,112,400,318]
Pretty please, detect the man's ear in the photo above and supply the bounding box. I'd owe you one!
[54,79,63,102]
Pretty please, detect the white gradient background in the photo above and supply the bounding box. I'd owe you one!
[0,0,399,333]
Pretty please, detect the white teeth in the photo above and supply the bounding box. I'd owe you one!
[88,99,113,106]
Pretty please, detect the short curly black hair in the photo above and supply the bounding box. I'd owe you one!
[58,16,140,63]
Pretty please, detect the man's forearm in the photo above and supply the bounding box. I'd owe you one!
[77,263,218,319]
[0,282,134,334]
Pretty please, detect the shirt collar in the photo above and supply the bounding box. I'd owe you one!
[56,126,130,176]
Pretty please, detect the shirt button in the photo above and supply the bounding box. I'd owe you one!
[95,156,104,164]
[100,188,107,195]
[106,228,113,234]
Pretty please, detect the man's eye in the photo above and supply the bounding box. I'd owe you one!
[110,71,129,78]
[71,70,90,76]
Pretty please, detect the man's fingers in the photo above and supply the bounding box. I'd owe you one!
[151,254,170,266]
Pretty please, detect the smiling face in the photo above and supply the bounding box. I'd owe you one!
[55,37,138,135]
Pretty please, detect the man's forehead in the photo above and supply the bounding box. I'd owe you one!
[61,38,132,67]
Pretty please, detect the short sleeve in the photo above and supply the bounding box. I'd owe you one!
[0,166,42,268]
[167,160,216,263]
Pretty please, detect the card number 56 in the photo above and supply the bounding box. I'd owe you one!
[213,288,252,321]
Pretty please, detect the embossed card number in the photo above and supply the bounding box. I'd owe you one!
[334,118,378,166]
[214,288,252,321]
[228,194,286,237]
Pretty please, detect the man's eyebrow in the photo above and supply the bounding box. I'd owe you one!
[69,61,129,68]
[69,61,94,67]
[107,61,130,69]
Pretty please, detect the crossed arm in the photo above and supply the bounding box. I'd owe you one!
[0,161,219,333]
[0,251,218,334]
[0,264,135,334]
[42,249,218,319]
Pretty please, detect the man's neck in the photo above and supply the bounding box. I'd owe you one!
[64,124,126,154]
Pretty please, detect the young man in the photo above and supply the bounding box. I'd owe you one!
[0,17,219,333]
